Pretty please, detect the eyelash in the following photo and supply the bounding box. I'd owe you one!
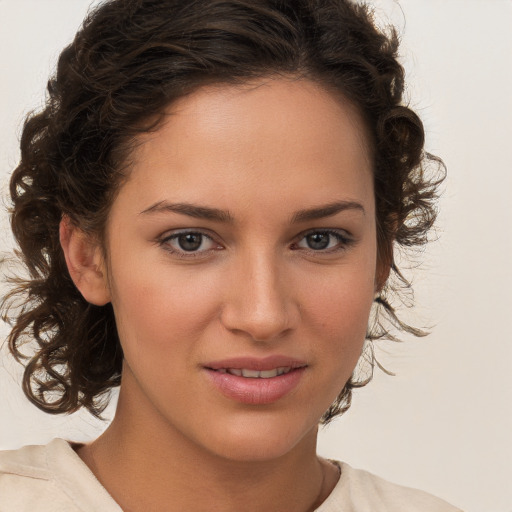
[291,229,353,253]
[157,228,353,258]
[157,230,221,259]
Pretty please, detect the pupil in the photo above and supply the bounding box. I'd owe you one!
[178,233,202,251]
[307,233,329,250]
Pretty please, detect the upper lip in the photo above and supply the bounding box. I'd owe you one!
[204,355,307,371]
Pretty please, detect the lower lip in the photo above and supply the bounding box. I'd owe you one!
[205,367,306,405]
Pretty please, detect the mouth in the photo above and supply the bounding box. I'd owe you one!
[213,367,295,378]
[204,356,307,404]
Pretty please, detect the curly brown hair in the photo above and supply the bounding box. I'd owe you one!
[1,0,444,422]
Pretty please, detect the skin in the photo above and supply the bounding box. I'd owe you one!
[62,78,383,512]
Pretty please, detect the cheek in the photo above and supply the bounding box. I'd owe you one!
[310,275,373,319]
[291,268,375,421]
[299,259,376,366]
[109,261,223,355]
[309,287,373,361]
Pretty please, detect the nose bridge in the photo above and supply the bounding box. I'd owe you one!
[220,247,297,341]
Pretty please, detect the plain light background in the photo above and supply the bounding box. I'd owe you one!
[0,1,511,511]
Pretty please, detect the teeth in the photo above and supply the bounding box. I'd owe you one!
[241,369,260,378]
[259,369,279,378]
[220,367,293,378]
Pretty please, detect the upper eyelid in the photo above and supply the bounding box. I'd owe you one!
[159,228,217,242]
[156,227,353,249]
[157,230,222,258]
[294,227,352,241]
[157,229,219,247]
[292,228,354,251]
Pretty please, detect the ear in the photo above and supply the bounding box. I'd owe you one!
[375,259,391,293]
[59,216,111,306]
[374,241,392,294]
[375,215,399,294]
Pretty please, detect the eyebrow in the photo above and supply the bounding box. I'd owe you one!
[291,201,365,223]
[140,199,364,223]
[140,201,234,222]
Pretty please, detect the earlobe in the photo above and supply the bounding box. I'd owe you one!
[59,216,111,306]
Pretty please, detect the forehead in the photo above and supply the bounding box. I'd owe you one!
[119,78,374,218]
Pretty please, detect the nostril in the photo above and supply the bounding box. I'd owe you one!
[219,302,296,342]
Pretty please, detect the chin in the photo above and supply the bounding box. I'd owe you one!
[192,410,320,463]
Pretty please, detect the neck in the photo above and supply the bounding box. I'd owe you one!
[77,387,338,512]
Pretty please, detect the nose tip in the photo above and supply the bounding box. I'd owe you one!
[219,261,299,342]
[221,300,293,342]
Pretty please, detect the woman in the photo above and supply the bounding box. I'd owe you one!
[0,0,458,510]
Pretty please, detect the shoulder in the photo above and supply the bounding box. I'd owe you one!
[0,441,51,479]
[317,461,463,512]
[0,439,121,512]
[0,440,67,512]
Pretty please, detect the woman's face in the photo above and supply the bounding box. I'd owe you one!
[102,78,379,461]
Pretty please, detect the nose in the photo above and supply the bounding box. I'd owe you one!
[220,252,300,342]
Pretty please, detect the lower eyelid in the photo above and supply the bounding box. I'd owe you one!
[157,230,353,255]
[294,230,352,250]
[158,230,223,256]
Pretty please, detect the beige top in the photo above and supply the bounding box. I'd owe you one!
[0,439,462,511]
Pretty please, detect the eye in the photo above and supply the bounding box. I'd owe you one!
[159,230,221,256]
[294,230,351,252]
